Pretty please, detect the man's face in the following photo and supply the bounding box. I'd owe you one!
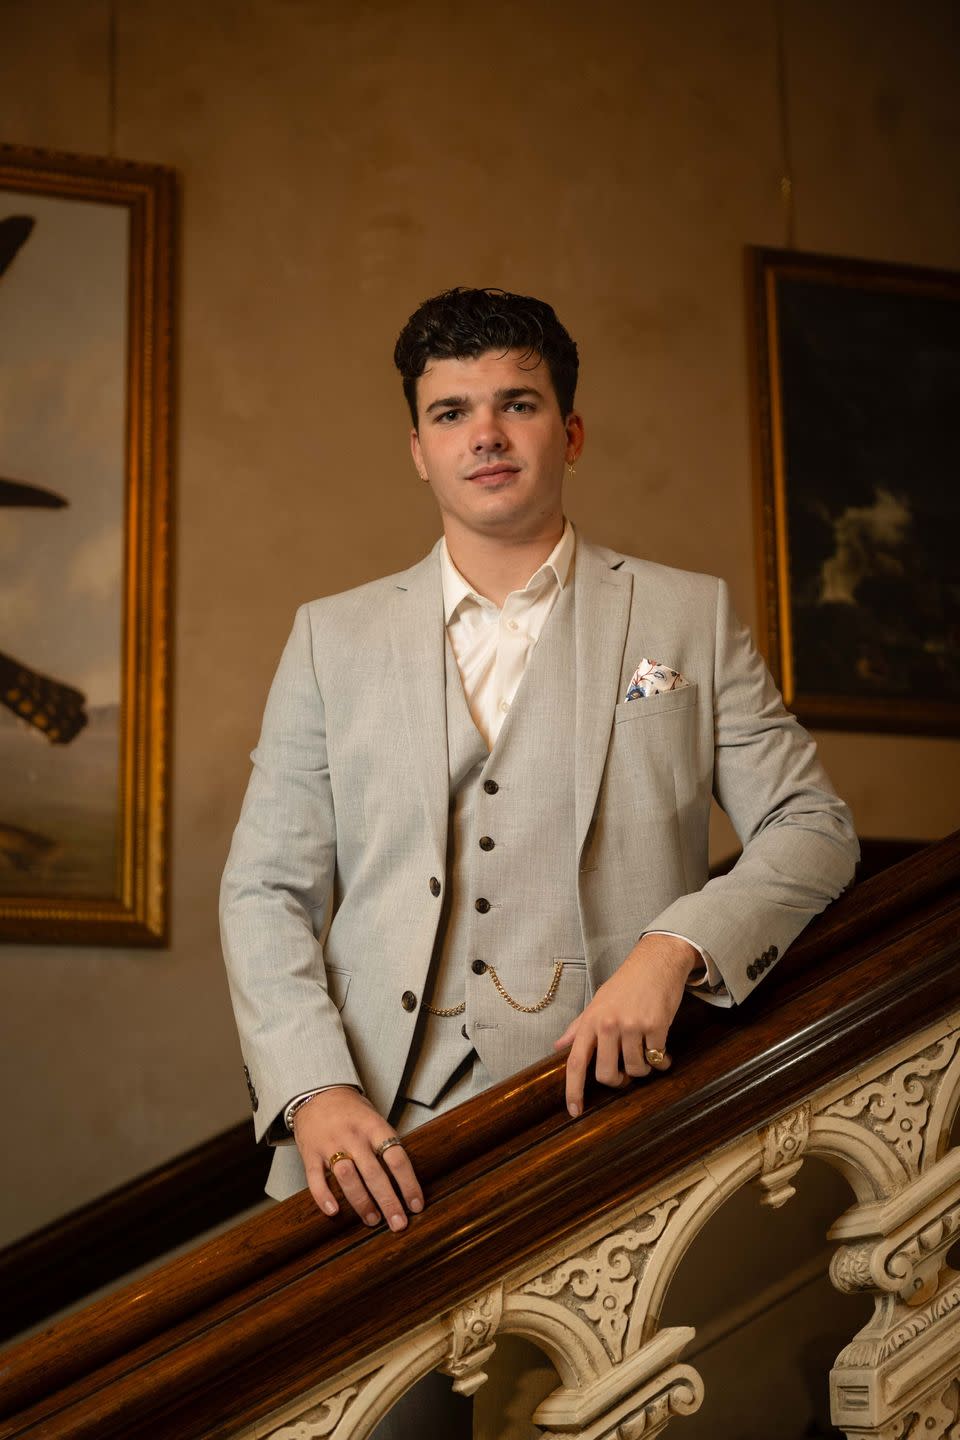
[410,348,584,546]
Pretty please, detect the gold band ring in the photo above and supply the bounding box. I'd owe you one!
[375,1136,403,1159]
[645,1047,667,1066]
[326,1150,354,1170]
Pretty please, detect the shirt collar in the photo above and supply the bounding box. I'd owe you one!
[440,520,576,623]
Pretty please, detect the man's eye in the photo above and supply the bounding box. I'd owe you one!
[436,409,462,423]
[508,402,534,413]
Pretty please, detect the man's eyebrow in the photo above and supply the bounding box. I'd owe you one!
[424,393,469,415]
[496,386,545,403]
[423,386,545,415]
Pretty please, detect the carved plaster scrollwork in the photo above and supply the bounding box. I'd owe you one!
[884,1200,960,1299]
[599,1374,702,1440]
[534,1347,704,1440]
[831,1196,960,1302]
[824,1033,960,1175]
[756,1104,811,1208]
[267,1382,361,1440]
[522,1200,680,1364]
[439,1284,504,1396]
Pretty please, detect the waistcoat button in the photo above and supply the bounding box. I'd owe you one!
[483,780,499,795]
[429,876,441,896]
[471,959,487,974]
[401,990,417,1011]
[479,836,494,851]
[475,897,491,914]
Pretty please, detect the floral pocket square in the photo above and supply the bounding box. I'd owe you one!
[624,658,690,702]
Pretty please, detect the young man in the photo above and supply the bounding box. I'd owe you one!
[220,285,857,1230]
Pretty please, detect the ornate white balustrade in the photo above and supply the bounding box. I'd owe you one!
[246,1011,960,1440]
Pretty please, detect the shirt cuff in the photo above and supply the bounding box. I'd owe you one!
[643,930,729,995]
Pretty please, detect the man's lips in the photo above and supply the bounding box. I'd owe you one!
[466,465,520,483]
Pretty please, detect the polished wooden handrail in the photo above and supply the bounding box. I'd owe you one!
[0,837,925,1345]
[0,831,957,1440]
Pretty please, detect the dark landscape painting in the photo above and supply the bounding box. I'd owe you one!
[750,248,960,736]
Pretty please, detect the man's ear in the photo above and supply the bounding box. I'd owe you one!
[410,427,424,478]
[564,411,585,465]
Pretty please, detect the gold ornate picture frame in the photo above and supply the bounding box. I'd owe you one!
[746,245,959,737]
[0,144,175,944]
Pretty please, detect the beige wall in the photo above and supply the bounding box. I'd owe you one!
[0,0,957,1246]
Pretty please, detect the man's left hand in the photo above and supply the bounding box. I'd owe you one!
[553,934,700,1117]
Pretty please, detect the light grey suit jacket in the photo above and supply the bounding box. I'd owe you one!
[220,536,858,1160]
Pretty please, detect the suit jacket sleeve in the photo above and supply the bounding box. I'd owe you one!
[219,604,362,1143]
[645,577,859,1003]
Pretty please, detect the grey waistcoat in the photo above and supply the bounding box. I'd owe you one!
[400,581,588,1106]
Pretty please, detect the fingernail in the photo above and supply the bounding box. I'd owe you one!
[323,1200,338,1216]
[390,1215,407,1232]
[410,1197,423,1213]
[366,1212,379,1226]
[568,1102,580,1118]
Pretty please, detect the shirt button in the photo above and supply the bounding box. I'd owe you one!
[498,699,509,714]
[471,959,487,974]
[429,876,441,896]
[479,836,494,851]
[483,780,499,795]
[401,990,417,1012]
[507,619,519,631]
[475,897,491,914]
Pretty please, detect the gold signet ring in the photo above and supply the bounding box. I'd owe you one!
[326,1150,353,1170]
[375,1136,403,1158]
[645,1047,667,1066]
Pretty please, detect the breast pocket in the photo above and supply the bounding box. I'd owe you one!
[614,683,698,725]
[607,682,700,822]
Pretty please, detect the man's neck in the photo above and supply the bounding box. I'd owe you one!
[443,521,565,607]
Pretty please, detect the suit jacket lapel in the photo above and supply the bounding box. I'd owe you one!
[389,542,449,863]
[575,539,633,858]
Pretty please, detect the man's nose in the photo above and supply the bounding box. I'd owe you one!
[469,408,508,453]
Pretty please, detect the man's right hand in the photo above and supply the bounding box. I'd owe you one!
[292,1086,424,1231]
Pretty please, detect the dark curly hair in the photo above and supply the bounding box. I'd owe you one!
[393,287,579,428]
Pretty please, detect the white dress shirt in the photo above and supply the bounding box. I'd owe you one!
[441,521,575,750]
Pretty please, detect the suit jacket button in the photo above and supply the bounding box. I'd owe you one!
[479,836,494,851]
[747,963,756,982]
[401,990,417,1012]
[429,876,441,896]
[475,897,491,913]
[483,780,499,795]
[471,959,487,974]
[768,945,778,961]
